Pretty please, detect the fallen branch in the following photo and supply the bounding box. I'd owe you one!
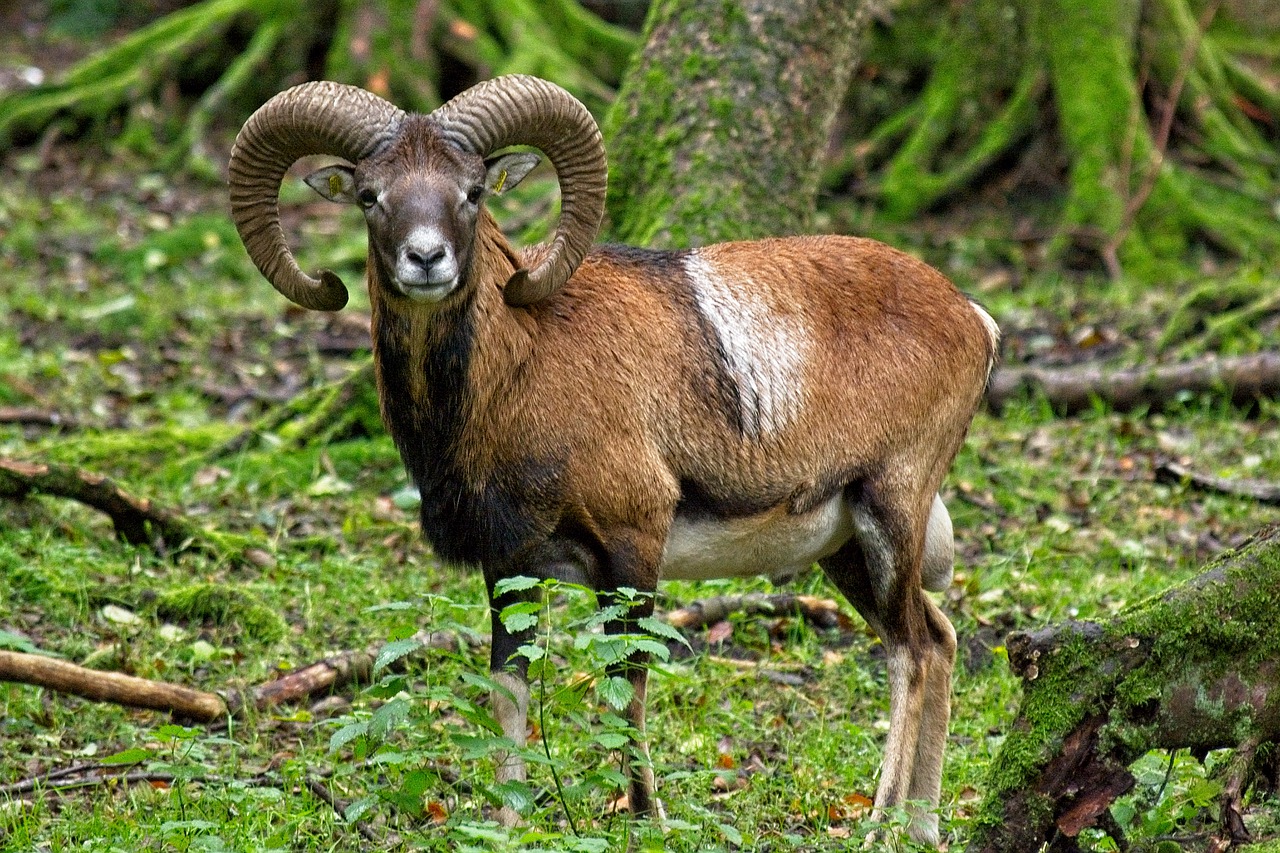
[1,763,380,842]
[0,457,211,555]
[0,406,79,429]
[0,650,226,721]
[985,351,1280,415]
[664,593,851,632]
[1154,458,1280,504]
[0,630,471,722]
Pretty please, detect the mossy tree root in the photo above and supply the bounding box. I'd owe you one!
[0,0,266,147]
[969,524,1280,852]
[872,0,1040,220]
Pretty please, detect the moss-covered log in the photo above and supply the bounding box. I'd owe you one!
[603,0,872,247]
[969,524,1280,852]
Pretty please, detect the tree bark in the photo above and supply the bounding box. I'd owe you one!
[603,0,873,247]
[969,524,1280,852]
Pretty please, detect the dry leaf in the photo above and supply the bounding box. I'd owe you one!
[707,620,733,644]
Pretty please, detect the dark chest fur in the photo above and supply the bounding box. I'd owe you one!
[373,302,563,569]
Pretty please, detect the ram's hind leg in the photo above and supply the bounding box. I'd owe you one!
[820,490,952,847]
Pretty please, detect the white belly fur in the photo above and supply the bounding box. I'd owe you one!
[660,494,854,581]
[659,492,956,587]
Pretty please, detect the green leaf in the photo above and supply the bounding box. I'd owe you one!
[637,616,691,648]
[373,637,423,674]
[597,675,635,711]
[155,724,199,741]
[328,721,367,754]
[0,630,43,655]
[500,600,542,633]
[343,794,378,823]
[494,575,541,596]
[516,643,545,662]
[593,732,630,749]
[100,747,152,766]
[719,822,744,845]
[369,697,410,741]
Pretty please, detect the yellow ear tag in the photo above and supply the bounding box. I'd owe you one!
[328,173,343,197]
[493,169,508,194]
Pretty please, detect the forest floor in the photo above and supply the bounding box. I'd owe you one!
[4,11,1280,852]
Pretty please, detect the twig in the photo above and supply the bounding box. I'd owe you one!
[0,406,79,429]
[2,763,381,843]
[305,776,381,843]
[1104,0,1222,275]
[1155,459,1280,505]
[665,593,850,632]
[1,770,179,796]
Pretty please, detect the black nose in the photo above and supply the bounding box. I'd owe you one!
[404,245,447,271]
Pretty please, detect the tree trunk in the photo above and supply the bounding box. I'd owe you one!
[603,0,872,247]
[969,524,1280,852]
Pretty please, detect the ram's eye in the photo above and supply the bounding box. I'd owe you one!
[466,185,484,204]
[357,188,379,209]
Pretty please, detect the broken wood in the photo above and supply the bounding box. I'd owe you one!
[1155,458,1280,505]
[0,406,79,429]
[0,650,227,721]
[0,630,470,722]
[969,523,1280,852]
[664,592,851,632]
[986,351,1280,415]
[0,457,209,555]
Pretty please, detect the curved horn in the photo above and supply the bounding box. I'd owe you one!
[431,75,606,306]
[229,82,406,311]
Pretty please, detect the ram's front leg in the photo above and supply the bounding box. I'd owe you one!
[485,571,538,827]
[602,588,665,821]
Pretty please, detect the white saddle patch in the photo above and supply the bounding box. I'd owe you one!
[684,251,810,438]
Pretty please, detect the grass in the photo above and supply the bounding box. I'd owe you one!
[2,139,1280,852]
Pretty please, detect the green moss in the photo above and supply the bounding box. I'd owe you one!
[154,582,287,644]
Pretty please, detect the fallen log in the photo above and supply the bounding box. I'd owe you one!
[969,523,1280,852]
[986,351,1280,415]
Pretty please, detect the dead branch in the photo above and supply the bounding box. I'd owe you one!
[986,351,1280,415]
[305,775,382,843]
[0,630,471,722]
[664,593,851,632]
[0,457,209,554]
[0,650,227,721]
[1155,458,1280,504]
[0,769,180,796]
[0,406,79,429]
[0,763,380,842]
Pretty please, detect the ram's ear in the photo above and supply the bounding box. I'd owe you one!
[483,152,541,196]
[304,165,359,204]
